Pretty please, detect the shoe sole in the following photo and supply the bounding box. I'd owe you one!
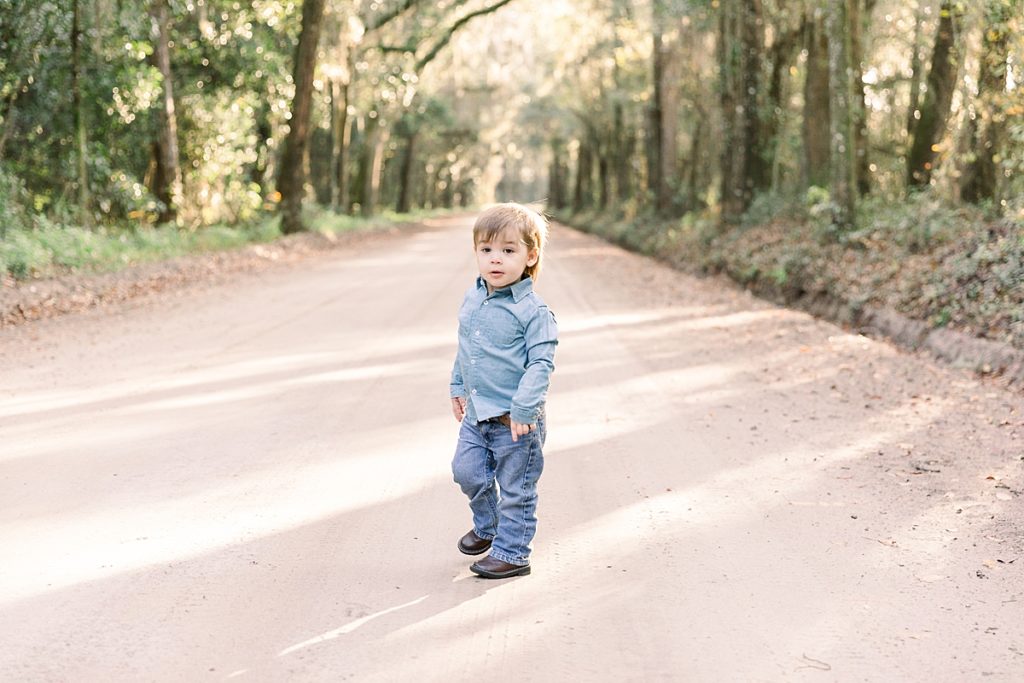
[470,563,532,579]
[457,540,492,556]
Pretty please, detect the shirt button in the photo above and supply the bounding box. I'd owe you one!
[484,301,489,306]
[475,330,481,336]
[471,389,477,394]
[470,360,476,365]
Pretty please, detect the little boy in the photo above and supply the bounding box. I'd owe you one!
[449,203,558,579]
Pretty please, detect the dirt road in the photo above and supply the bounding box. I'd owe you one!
[1,215,1022,681]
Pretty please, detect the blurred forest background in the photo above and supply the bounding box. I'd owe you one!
[0,0,1022,346]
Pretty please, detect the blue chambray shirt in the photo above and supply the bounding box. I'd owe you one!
[450,276,558,425]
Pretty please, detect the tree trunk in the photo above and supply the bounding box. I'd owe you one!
[361,120,388,216]
[645,104,660,207]
[650,18,666,213]
[351,115,370,211]
[338,111,353,213]
[71,0,92,225]
[764,18,804,192]
[396,130,416,213]
[850,0,870,195]
[718,2,741,220]
[718,0,764,222]
[278,0,327,234]
[651,6,682,215]
[803,11,830,189]
[906,0,963,188]
[598,141,610,210]
[612,101,633,204]
[740,0,767,193]
[686,115,704,211]
[573,140,593,212]
[329,76,351,212]
[961,1,1010,205]
[827,0,856,229]
[149,0,182,224]
[905,5,925,143]
[548,137,565,209]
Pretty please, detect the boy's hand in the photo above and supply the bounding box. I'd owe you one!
[451,397,466,422]
[510,420,535,442]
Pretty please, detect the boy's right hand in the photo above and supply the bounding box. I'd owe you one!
[451,396,466,422]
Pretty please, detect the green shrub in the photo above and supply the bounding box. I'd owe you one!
[0,165,32,238]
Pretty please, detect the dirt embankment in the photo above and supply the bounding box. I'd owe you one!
[557,212,1024,390]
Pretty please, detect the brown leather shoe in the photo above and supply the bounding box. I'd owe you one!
[470,555,531,579]
[457,530,492,556]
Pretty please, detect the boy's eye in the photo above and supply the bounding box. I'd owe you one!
[503,248,515,254]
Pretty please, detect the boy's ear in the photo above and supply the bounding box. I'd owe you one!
[527,249,539,267]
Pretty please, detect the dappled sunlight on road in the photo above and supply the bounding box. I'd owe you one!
[550,362,743,451]
[0,413,454,605]
[0,331,455,423]
[556,306,721,333]
[552,399,947,555]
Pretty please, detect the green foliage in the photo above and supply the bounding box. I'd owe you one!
[742,192,806,228]
[179,91,264,225]
[0,165,32,237]
[0,214,282,280]
[853,193,969,252]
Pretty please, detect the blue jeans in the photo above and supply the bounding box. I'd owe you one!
[451,415,546,566]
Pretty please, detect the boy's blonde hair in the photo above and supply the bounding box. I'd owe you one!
[473,203,549,281]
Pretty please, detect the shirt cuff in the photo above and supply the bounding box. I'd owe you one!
[510,406,540,424]
[450,386,468,399]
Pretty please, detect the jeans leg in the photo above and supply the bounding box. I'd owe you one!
[488,416,545,565]
[451,419,499,539]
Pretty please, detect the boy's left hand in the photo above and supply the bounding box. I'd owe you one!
[510,420,535,442]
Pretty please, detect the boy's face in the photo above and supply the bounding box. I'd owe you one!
[475,228,538,292]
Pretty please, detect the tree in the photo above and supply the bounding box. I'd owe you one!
[763,11,804,191]
[650,0,678,215]
[851,0,876,195]
[71,0,92,225]
[718,0,765,222]
[278,0,327,234]
[827,0,856,229]
[149,0,182,224]
[802,8,830,189]
[961,0,1012,204]
[906,0,963,188]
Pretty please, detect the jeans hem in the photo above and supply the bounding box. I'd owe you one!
[488,548,529,566]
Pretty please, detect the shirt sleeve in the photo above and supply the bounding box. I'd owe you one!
[510,306,558,424]
[450,356,467,398]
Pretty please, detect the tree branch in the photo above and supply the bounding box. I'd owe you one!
[415,0,516,71]
[364,0,420,33]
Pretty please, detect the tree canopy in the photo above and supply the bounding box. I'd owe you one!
[0,0,1021,233]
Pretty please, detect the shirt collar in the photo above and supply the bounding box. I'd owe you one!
[476,276,534,303]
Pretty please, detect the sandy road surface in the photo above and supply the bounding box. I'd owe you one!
[1,215,1023,681]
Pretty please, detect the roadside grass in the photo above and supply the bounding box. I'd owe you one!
[0,205,462,280]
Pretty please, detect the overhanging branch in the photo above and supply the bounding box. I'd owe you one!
[415,0,516,71]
